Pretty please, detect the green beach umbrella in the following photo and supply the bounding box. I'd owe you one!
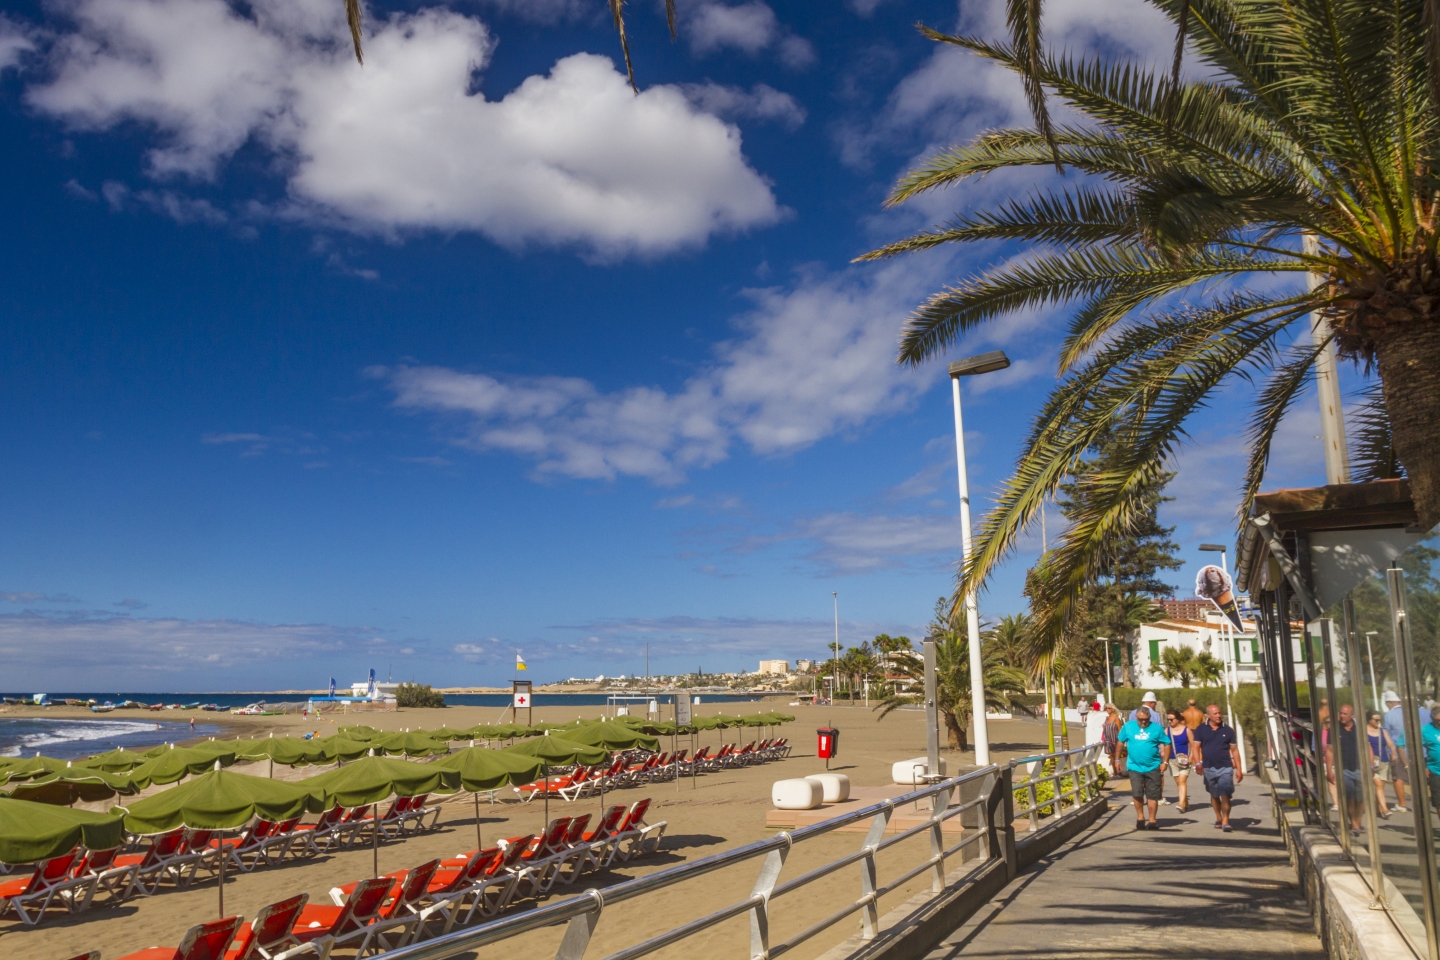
[432,747,545,849]
[142,743,173,758]
[690,715,726,731]
[6,768,139,806]
[567,720,660,752]
[230,737,328,766]
[114,769,327,835]
[0,797,125,864]
[0,756,73,784]
[433,748,545,792]
[77,748,150,773]
[310,737,374,763]
[130,746,238,788]
[423,727,467,742]
[502,734,609,766]
[302,755,457,807]
[337,725,382,741]
[374,731,451,758]
[739,714,769,727]
[302,755,458,878]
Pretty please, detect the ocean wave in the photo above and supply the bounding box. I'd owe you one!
[2,719,159,753]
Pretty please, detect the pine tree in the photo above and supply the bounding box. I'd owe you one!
[1051,428,1182,687]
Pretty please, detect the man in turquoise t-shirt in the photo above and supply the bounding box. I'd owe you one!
[1421,711,1440,814]
[1119,706,1172,830]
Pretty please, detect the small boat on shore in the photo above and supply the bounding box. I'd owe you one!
[90,702,116,713]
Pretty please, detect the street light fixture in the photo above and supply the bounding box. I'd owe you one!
[949,349,1010,770]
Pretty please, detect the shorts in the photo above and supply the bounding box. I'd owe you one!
[1393,750,1410,783]
[1341,768,1364,804]
[1429,773,1440,811]
[1129,767,1163,801]
[1167,758,1191,779]
[1203,765,1235,798]
[1374,761,1393,782]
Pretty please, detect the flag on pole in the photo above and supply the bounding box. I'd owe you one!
[329,678,336,698]
[367,668,376,698]
[516,652,527,671]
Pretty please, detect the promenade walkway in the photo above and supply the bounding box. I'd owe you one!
[929,775,1323,960]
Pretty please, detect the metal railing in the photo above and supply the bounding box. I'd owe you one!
[1267,709,1324,824]
[376,744,1105,960]
[1009,743,1106,834]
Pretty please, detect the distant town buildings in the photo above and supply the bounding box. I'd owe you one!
[1131,610,1269,688]
[795,659,816,673]
[1158,598,1213,621]
[757,659,790,675]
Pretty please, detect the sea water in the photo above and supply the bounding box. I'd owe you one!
[0,718,221,760]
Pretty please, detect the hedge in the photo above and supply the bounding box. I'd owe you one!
[1106,684,1268,746]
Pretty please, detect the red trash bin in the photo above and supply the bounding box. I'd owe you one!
[817,727,839,762]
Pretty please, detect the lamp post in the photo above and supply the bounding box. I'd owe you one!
[1200,542,1245,770]
[1099,637,1112,706]
[832,592,840,706]
[949,350,1010,768]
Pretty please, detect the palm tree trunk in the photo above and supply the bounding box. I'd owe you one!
[1377,323,1440,530]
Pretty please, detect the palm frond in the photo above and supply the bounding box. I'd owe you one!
[346,0,363,65]
[1350,381,1405,481]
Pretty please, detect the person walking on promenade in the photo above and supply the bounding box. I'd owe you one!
[1166,710,1193,812]
[1129,692,1161,724]
[1182,699,1204,730]
[1366,710,1397,817]
[1325,703,1365,837]
[1421,708,1440,815]
[1101,704,1122,775]
[1192,703,1242,831]
[1119,706,1171,830]
[1383,690,1425,812]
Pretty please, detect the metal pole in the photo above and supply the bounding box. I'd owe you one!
[1102,638,1113,706]
[951,375,990,766]
[1365,632,1381,712]
[1303,232,1351,486]
[923,639,940,778]
[832,592,841,705]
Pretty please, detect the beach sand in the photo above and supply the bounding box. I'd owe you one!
[3,701,1065,960]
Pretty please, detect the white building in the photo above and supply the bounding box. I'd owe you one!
[757,659,790,675]
[795,659,816,673]
[1131,611,1275,689]
[350,681,399,700]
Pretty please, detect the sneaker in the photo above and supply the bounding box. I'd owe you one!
[1137,820,1147,831]
[1394,805,1408,813]
[1147,821,1160,830]
[1213,821,1224,829]
[1222,824,1233,832]
[1158,799,1172,805]
[1330,803,1340,811]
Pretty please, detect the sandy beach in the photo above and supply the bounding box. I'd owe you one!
[3,700,1065,960]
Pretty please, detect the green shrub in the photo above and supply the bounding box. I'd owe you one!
[396,683,446,709]
[1013,761,1107,816]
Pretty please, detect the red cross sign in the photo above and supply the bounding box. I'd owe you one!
[514,692,530,708]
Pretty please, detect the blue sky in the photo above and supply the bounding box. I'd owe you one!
[0,0,1334,691]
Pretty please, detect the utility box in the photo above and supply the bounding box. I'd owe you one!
[816,727,839,761]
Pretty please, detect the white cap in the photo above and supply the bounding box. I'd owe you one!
[1383,690,1401,703]
[1142,692,1158,702]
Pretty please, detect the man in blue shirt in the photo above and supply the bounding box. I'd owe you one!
[1383,690,1430,813]
[1192,703,1242,830]
[1119,706,1171,830]
[1420,708,1440,815]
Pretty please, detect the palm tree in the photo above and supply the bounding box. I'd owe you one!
[341,1,677,90]
[1157,646,1198,687]
[861,0,1440,644]
[875,598,1032,750]
[1192,651,1225,686]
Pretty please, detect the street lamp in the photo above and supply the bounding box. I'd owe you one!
[949,350,1010,769]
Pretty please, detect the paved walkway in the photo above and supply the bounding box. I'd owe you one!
[928,775,1323,960]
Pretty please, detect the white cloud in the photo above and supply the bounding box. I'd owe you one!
[548,614,926,662]
[374,255,951,482]
[0,611,374,686]
[685,0,814,68]
[0,14,35,70]
[24,0,781,258]
[783,512,959,574]
[838,0,1175,170]
[680,82,806,129]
